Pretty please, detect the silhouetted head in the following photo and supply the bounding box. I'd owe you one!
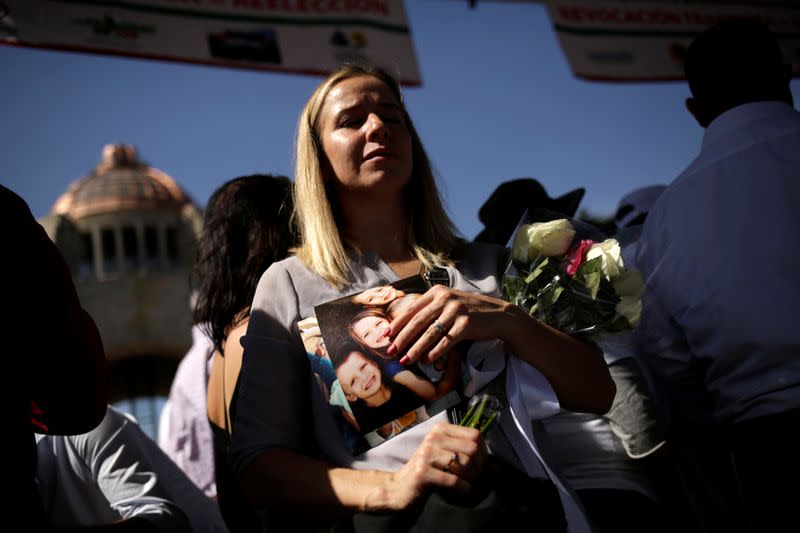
[684,19,792,127]
[475,178,585,245]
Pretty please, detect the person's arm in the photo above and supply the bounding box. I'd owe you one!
[240,423,484,521]
[392,369,436,400]
[391,348,462,401]
[208,318,249,435]
[222,319,249,429]
[385,285,614,414]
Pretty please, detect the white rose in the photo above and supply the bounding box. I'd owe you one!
[616,295,642,327]
[586,239,624,280]
[511,219,575,263]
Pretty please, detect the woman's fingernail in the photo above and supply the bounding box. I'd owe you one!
[399,355,410,365]
[381,327,391,339]
[387,344,398,356]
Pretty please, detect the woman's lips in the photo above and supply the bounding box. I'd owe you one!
[363,148,395,161]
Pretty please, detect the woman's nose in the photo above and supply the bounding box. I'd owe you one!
[365,113,388,142]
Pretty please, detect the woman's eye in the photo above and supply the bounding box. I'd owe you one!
[338,115,362,128]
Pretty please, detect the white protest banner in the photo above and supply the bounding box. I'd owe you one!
[0,0,421,85]
[546,0,800,81]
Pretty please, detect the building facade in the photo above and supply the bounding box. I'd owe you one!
[39,144,202,434]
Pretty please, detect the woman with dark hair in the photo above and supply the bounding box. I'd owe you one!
[196,174,296,533]
[194,174,296,354]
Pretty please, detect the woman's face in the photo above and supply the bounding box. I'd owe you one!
[317,75,413,196]
[353,285,401,307]
[351,313,391,349]
[338,351,382,401]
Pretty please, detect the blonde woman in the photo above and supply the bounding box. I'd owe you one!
[231,65,614,531]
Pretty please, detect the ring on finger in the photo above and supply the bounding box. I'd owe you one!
[441,452,459,473]
[431,319,446,335]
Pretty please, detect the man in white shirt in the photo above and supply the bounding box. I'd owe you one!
[37,406,229,532]
[636,19,800,533]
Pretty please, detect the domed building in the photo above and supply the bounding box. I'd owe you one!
[39,144,203,434]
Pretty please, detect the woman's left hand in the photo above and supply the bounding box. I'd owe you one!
[385,285,518,366]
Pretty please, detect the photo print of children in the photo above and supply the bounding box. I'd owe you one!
[333,342,429,440]
[298,316,366,453]
[312,275,464,453]
[348,278,463,385]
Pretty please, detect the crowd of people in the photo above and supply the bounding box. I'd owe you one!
[16,18,798,533]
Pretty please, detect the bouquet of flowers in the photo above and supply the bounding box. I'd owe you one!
[503,209,643,336]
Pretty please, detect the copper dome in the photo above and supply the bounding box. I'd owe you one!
[52,144,190,219]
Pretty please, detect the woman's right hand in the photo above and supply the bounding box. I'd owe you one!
[377,422,486,511]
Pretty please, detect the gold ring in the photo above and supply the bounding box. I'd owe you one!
[432,320,446,334]
[442,452,459,473]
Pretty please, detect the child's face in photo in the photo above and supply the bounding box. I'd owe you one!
[351,313,391,349]
[315,339,329,359]
[338,351,382,402]
[353,285,401,306]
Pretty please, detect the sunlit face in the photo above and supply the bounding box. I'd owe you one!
[316,75,413,196]
[351,312,391,349]
[352,285,402,307]
[337,351,382,402]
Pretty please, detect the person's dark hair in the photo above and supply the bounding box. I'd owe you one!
[685,19,791,114]
[192,174,296,353]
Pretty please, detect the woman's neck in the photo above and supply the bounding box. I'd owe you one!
[340,194,412,262]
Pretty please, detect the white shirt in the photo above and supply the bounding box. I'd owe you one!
[159,323,217,497]
[637,100,800,425]
[36,406,229,532]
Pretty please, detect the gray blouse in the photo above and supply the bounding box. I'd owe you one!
[229,241,592,531]
[230,240,505,471]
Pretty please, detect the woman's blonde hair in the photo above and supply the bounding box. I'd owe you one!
[293,64,457,288]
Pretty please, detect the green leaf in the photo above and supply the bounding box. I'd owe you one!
[574,256,604,299]
[538,284,564,310]
[576,255,603,276]
[582,272,603,300]
[525,257,549,283]
[504,275,525,304]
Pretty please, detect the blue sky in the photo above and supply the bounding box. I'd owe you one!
[2,0,798,240]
